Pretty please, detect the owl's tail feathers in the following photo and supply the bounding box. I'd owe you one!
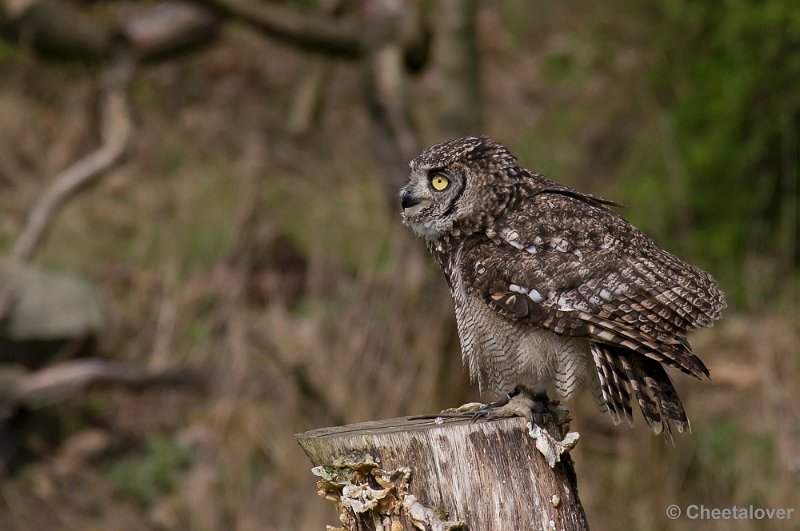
[590,343,633,426]
[579,311,710,380]
[590,344,690,439]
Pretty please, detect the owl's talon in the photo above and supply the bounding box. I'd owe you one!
[465,393,512,422]
[469,408,489,422]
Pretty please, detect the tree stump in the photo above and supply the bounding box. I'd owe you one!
[296,415,588,530]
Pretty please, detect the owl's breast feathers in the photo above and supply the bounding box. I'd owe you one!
[450,175,726,382]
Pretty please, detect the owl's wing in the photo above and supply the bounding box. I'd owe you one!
[462,189,726,435]
[463,190,726,380]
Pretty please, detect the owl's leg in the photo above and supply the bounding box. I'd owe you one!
[431,386,531,417]
[471,387,568,429]
[407,391,518,420]
[433,388,518,417]
[432,387,569,430]
[467,386,536,420]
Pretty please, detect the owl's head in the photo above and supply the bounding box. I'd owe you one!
[400,136,520,241]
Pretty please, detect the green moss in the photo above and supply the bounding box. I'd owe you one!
[107,435,194,506]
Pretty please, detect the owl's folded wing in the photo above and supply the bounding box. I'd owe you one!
[461,192,725,380]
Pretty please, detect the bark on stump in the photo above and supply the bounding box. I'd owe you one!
[296,415,588,530]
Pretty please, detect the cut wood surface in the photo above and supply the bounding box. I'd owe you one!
[296,415,588,531]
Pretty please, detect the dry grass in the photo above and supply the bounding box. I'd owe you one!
[0,4,797,530]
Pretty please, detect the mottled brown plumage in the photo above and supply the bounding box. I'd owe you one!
[400,136,726,436]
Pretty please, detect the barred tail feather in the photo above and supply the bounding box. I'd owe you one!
[640,357,690,435]
[590,344,632,425]
[580,311,709,379]
[618,353,668,436]
[590,344,691,438]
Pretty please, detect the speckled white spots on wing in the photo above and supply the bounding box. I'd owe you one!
[500,228,527,249]
[501,228,520,241]
[554,239,570,252]
[556,295,575,311]
[526,245,538,254]
[599,289,612,301]
[509,284,528,294]
[573,249,583,259]
[613,283,629,295]
[573,300,591,312]
[528,288,543,303]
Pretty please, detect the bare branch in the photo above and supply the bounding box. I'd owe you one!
[286,0,342,137]
[192,0,363,57]
[13,57,135,261]
[360,0,426,200]
[366,42,419,196]
[0,1,221,61]
[1,358,200,410]
[121,1,220,59]
[288,58,334,137]
[432,0,482,136]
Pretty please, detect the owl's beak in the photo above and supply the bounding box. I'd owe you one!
[400,189,420,210]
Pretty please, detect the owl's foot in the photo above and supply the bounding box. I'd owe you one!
[409,389,579,467]
[473,388,580,469]
[431,387,535,419]
[468,387,541,421]
[414,388,569,426]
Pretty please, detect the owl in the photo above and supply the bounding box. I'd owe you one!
[400,136,726,437]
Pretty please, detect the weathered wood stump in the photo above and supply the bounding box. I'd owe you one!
[296,415,588,530]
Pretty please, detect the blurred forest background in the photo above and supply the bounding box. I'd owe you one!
[0,0,798,529]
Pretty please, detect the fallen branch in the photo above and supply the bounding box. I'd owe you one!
[12,56,135,261]
[0,0,221,61]
[0,358,200,410]
[191,0,363,57]
[121,1,220,59]
[193,0,428,66]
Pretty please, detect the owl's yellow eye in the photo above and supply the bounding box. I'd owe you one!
[430,173,450,191]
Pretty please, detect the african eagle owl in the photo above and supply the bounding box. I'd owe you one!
[400,136,726,436]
